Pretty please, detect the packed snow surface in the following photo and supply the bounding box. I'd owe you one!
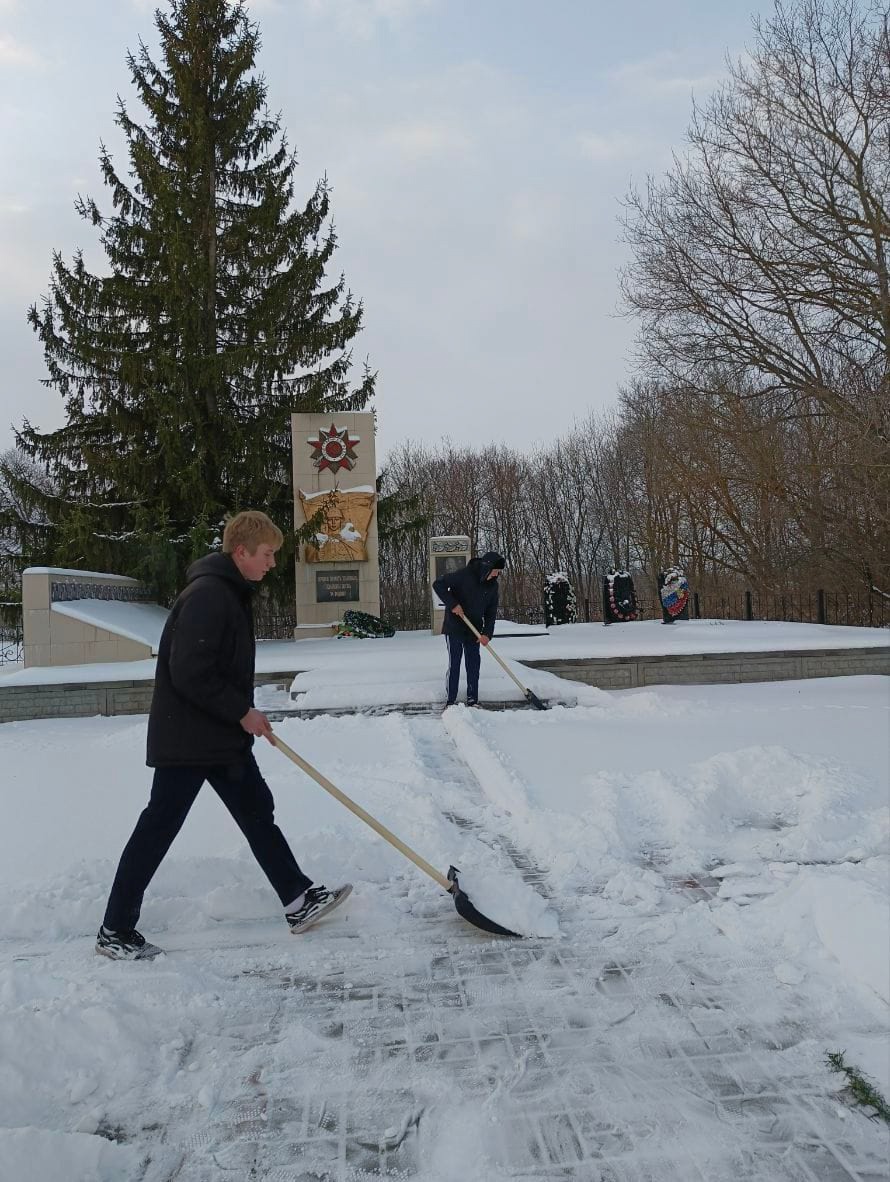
[0,675,887,1179]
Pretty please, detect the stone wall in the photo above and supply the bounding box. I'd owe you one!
[523,646,890,690]
[0,671,292,725]
[23,567,156,667]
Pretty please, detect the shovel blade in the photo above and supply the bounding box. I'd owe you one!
[447,866,522,938]
[525,688,549,711]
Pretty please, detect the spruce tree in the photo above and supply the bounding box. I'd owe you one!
[18,0,374,600]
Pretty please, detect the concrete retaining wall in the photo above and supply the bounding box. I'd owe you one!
[523,646,890,690]
[23,567,156,668]
[0,679,155,724]
[0,671,293,725]
[1,648,886,723]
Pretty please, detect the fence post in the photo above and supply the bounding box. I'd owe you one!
[744,590,753,621]
[817,588,827,625]
[584,597,590,623]
[693,591,700,619]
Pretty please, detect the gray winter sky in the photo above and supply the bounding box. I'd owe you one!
[0,0,775,465]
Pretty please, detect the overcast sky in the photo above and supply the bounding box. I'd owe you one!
[0,0,775,464]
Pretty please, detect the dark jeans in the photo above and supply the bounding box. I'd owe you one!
[103,753,312,931]
[445,632,481,704]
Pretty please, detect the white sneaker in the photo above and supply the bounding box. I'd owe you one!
[285,884,352,934]
[96,926,164,960]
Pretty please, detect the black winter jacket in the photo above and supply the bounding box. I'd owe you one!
[433,552,504,639]
[146,553,257,767]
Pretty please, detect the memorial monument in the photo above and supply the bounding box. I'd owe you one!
[429,536,471,633]
[291,413,380,638]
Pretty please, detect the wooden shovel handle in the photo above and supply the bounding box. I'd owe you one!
[460,616,532,696]
[270,733,452,892]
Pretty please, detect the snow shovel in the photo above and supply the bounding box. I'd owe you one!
[270,732,521,938]
[460,616,548,710]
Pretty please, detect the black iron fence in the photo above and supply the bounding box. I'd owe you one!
[253,610,297,640]
[0,602,23,666]
[3,583,884,656]
[374,585,889,634]
[379,603,431,632]
[692,588,887,629]
[229,585,890,641]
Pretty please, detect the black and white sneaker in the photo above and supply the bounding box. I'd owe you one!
[96,926,164,961]
[286,884,352,934]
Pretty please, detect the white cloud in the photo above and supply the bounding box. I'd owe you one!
[302,0,434,39]
[505,190,567,244]
[0,33,42,67]
[607,50,724,98]
[577,131,647,164]
[380,120,471,158]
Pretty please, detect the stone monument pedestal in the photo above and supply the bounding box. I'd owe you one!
[429,536,471,633]
[291,412,380,638]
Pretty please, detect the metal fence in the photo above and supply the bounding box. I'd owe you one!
[379,603,431,632]
[253,585,887,640]
[253,610,298,640]
[4,583,884,656]
[692,588,888,629]
[373,586,888,634]
[0,603,23,666]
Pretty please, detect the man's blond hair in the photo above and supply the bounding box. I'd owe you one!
[222,511,284,554]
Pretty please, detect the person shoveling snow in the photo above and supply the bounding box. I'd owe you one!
[433,550,506,708]
[96,511,351,961]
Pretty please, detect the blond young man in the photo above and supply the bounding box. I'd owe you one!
[97,511,351,959]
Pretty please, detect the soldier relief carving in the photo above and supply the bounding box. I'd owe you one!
[298,488,376,563]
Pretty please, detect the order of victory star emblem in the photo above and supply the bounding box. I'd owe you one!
[308,424,360,473]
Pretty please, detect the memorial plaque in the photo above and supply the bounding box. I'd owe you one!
[429,535,471,632]
[435,554,465,581]
[316,570,359,603]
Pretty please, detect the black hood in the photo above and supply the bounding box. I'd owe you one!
[186,552,254,595]
[468,551,506,581]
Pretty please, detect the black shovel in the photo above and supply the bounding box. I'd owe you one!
[460,617,549,710]
[270,733,521,938]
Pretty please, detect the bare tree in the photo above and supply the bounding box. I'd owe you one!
[622,0,889,414]
[620,0,889,594]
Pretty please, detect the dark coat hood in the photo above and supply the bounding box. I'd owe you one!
[185,552,254,594]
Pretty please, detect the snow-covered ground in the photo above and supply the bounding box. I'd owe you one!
[1,675,888,1180]
[2,618,887,688]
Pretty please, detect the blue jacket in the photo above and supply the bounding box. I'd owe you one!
[433,551,505,638]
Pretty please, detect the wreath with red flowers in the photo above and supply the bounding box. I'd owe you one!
[605,570,638,621]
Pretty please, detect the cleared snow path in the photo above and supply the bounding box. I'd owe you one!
[13,859,882,1180]
[1,693,888,1181]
